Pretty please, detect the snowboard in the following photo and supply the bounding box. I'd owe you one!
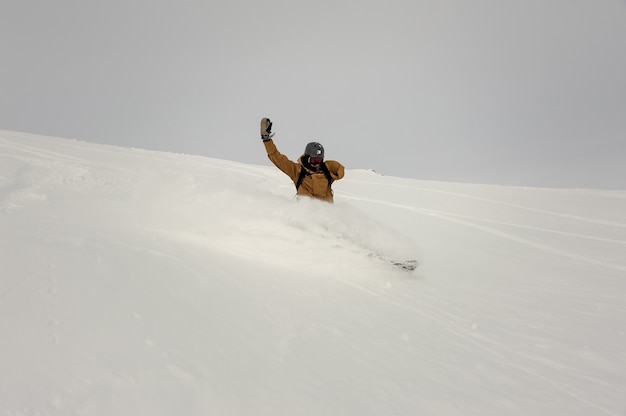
[390,259,419,272]
[369,253,418,272]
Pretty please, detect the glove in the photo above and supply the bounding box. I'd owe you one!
[260,118,273,141]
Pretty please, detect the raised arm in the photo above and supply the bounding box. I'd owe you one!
[260,118,299,182]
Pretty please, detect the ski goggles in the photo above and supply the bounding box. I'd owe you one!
[309,157,323,165]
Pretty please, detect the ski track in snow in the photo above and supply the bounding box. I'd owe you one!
[340,192,626,273]
[342,177,626,228]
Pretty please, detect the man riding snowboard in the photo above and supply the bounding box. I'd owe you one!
[260,117,344,203]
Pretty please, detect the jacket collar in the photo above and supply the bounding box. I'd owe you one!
[299,155,322,173]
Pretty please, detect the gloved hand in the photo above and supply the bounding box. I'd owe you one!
[260,118,273,141]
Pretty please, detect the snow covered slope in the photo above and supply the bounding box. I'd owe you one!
[1,130,625,415]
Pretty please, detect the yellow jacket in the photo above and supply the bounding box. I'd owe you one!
[264,139,345,203]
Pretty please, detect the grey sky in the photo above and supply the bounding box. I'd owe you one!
[2,0,625,189]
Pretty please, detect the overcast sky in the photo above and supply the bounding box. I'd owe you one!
[2,0,625,189]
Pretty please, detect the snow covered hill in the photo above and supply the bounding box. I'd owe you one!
[1,130,625,416]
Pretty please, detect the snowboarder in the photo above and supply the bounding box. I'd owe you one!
[260,118,345,203]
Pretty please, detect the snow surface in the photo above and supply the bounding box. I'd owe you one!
[1,130,625,416]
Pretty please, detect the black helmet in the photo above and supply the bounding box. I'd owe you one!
[304,142,324,159]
